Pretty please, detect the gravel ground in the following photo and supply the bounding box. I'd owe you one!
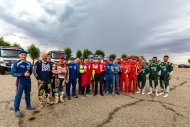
[0,68,190,127]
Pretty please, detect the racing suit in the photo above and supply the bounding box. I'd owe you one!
[52,62,69,103]
[114,64,122,95]
[67,63,79,97]
[138,65,149,93]
[120,63,131,93]
[158,62,173,93]
[129,62,142,93]
[148,62,160,93]
[105,63,115,95]
[11,60,33,112]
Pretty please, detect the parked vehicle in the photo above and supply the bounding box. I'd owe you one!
[0,46,22,74]
[48,50,67,62]
[178,64,190,68]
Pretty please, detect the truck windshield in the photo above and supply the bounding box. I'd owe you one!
[52,52,66,59]
[1,49,19,57]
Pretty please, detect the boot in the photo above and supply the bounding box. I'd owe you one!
[46,94,54,104]
[60,92,65,103]
[54,93,59,104]
[37,96,44,109]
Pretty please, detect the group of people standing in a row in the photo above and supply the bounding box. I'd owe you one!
[11,49,173,117]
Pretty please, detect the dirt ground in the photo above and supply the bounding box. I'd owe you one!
[0,68,190,127]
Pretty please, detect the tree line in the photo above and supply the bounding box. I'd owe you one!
[2,37,189,65]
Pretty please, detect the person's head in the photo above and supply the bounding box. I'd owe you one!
[105,57,109,62]
[141,60,146,65]
[163,55,169,62]
[70,57,75,64]
[128,56,132,63]
[152,56,157,63]
[59,56,65,63]
[84,58,88,64]
[41,52,47,62]
[97,57,102,62]
[114,59,118,64]
[90,57,93,62]
[47,53,51,62]
[109,58,113,64]
[19,50,28,61]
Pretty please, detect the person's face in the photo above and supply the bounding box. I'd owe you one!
[84,59,88,64]
[70,60,74,64]
[109,60,113,64]
[141,60,146,65]
[152,57,157,63]
[47,55,51,61]
[98,59,101,62]
[19,53,27,61]
[42,53,47,61]
[59,59,64,63]
[90,58,93,62]
[164,57,169,62]
[115,60,118,64]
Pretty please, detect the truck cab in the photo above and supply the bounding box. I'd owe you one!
[48,50,67,62]
[0,46,22,74]
[88,54,103,62]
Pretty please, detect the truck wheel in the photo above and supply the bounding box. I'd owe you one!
[0,66,5,75]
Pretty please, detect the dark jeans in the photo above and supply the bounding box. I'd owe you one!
[94,74,103,94]
[81,85,90,95]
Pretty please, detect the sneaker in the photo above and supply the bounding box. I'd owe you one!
[155,92,159,96]
[112,92,115,96]
[159,92,164,96]
[73,95,78,98]
[26,106,36,110]
[148,91,152,95]
[136,90,141,94]
[105,92,109,96]
[163,93,169,98]
[94,93,97,96]
[142,92,145,95]
[100,93,104,96]
[81,95,86,99]
[15,111,23,117]
[67,96,71,100]
[86,94,92,97]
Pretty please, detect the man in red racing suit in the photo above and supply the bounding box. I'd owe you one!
[129,57,142,93]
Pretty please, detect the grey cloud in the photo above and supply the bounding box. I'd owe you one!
[0,0,190,57]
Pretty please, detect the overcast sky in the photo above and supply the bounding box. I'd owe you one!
[0,0,190,64]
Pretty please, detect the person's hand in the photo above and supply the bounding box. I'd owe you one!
[24,71,30,77]
[112,69,114,72]
[65,80,69,84]
[104,77,106,80]
[158,77,160,80]
[38,80,44,84]
[168,76,171,80]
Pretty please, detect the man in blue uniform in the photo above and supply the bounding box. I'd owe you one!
[114,59,122,95]
[105,58,115,96]
[67,57,79,100]
[11,50,35,117]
